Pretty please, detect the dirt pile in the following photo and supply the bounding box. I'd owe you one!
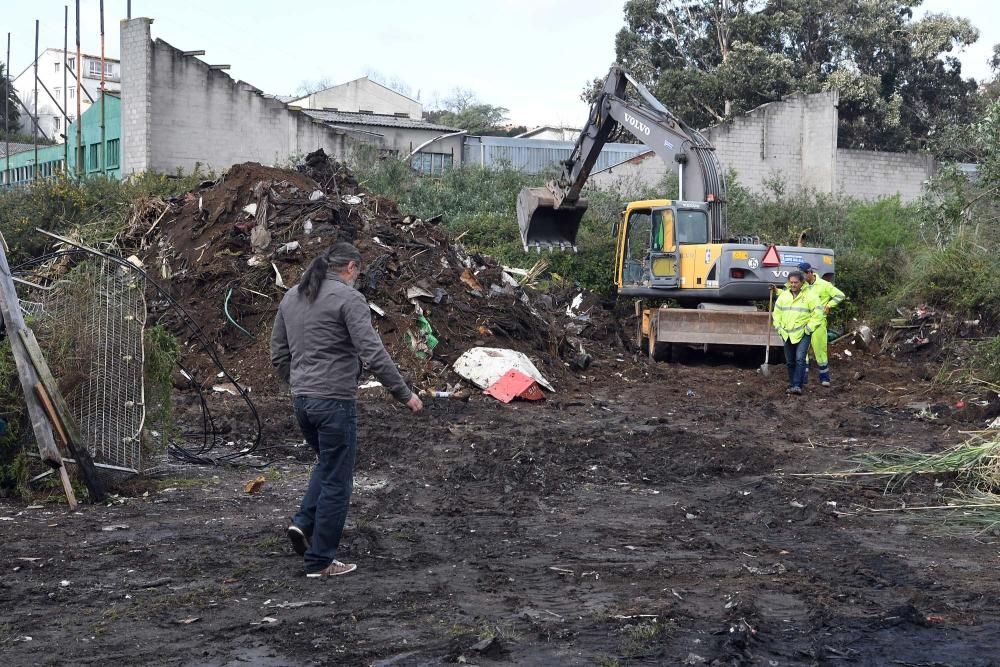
[143,150,625,395]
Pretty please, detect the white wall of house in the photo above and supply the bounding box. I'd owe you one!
[13,48,120,142]
[290,77,422,120]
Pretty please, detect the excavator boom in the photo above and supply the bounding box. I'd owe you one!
[518,66,725,251]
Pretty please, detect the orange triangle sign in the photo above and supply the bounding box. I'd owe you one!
[761,245,781,266]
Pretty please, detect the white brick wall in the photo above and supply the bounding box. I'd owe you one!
[835,148,935,202]
[120,18,351,175]
[590,90,935,203]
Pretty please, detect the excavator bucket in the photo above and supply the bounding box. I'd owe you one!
[516,187,587,252]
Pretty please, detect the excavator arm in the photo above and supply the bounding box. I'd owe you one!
[517,66,727,251]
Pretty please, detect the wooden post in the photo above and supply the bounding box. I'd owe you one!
[36,384,78,510]
[20,328,106,502]
[0,244,63,468]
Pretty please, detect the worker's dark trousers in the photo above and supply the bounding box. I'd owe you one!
[783,334,812,389]
[291,397,358,573]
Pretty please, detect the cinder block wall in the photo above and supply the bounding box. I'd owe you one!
[835,148,935,201]
[121,18,350,176]
[591,90,936,203]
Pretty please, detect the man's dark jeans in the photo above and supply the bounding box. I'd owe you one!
[784,334,812,389]
[291,397,357,573]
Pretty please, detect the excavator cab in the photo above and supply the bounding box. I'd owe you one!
[516,187,587,251]
[615,201,693,291]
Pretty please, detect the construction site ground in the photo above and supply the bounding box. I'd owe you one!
[4,348,1000,666]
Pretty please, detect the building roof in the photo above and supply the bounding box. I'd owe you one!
[0,142,36,159]
[516,125,581,139]
[302,109,460,132]
[290,76,421,108]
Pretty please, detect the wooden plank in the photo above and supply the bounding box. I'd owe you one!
[58,466,79,510]
[0,244,62,467]
[21,329,107,502]
[36,383,79,510]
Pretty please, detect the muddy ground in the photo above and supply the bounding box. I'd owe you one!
[3,349,1000,666]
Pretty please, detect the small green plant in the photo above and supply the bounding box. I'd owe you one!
[144,325,180,446]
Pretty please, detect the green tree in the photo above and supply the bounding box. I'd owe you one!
[425,88,511,135]
[1,63,20,131]
[609,0,981,151]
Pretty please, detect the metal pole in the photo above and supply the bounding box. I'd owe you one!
[75,0,82,177]
[5,32,10,188]
[33,20,39,181]
[100,0,106,175]
[128,0,132,20]
[64,6,69,171]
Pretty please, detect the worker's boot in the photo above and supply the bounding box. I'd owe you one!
[820,369,831,387]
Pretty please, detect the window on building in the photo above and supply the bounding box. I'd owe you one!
[88,143,100,172]
[106,138,120,168]
[69,88,75,100]
[68,57,75,69]
[54,117,61,131]
[54,62,60,73]
[104,62,117,77]
[410,151,454,176]
[54,87,62,98]
[87,59,102,77]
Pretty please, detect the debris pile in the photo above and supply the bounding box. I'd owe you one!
[141,150,623,396]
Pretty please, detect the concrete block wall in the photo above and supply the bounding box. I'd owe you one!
[121,18,351,176]
[121,18,153,175]
[835,148,935,202]
[590,90,935,203]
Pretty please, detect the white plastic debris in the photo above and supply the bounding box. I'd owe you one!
[988,416,1000,430]
[566,292,585,316]
[453,347,554,392]
[303,219,313,235]
[272,262,287,289]
[359,381,383,390]
[309,190,325,201]
[342,195,363,206]
[242,203,258,216]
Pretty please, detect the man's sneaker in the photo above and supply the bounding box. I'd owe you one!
[286,525,310,557]
[306,560,357,578]
[786,386,803,395]
[821,380,831,387]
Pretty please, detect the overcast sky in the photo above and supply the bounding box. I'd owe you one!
[4,0,998,128]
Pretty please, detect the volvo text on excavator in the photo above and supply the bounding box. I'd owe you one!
[516,65,836,360]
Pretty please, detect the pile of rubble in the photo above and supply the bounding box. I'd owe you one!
[142,150,625,397]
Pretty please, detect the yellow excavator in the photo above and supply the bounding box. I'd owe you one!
[517,65,835,360]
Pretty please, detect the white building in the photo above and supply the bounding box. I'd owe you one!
[13,48,121,142]
[516,126,582,141]
[288,76,422,120]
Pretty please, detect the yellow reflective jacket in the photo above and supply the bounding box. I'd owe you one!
[809,276,845,310]
[773,288,824,344]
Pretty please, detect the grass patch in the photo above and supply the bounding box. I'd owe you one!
[855,433,1000,532]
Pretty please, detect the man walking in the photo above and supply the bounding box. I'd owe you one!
[797,262,846,387]
[772,270,824,395]
[271,242,423,578]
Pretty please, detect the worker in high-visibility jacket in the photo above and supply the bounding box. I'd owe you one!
[772,270,825,395]
[797,262,846,387]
